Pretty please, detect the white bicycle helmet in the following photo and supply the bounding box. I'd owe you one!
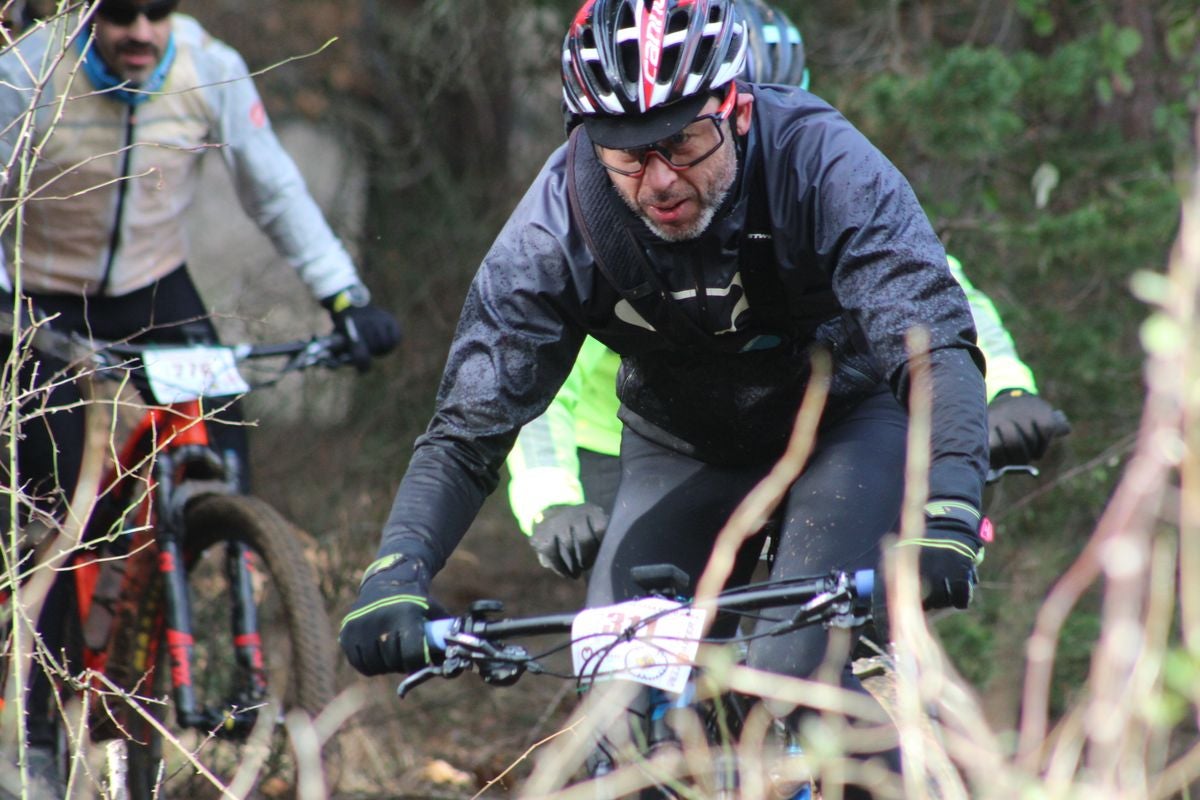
[562,0,748,148]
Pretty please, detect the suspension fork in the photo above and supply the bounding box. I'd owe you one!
[154,443,265,733]
[156,520,204,728]
[227,539,268,698]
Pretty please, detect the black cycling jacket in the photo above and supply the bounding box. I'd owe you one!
[382,84,988,573]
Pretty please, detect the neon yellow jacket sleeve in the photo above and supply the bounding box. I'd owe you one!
[948,255,1038,400]
[505,337,622,535]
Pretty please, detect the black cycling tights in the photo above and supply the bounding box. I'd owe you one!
[586,387,908,793]
[577,446,622,515]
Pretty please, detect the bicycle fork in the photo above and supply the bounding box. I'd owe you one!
[158,526,268,739]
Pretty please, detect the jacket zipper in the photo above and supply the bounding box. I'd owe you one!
[99,108,135,296]
[690,251,710,320]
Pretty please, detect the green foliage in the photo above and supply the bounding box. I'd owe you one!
[934,610,995,687]
[1160,647,1200,725]
[862,47,1024,163]
[1158,4,1200,152]
[1015,0,1056,37]
[1051,609,1103,714]
[811,1,1196,722]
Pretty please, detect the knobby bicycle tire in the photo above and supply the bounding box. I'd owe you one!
[124,493,337,800]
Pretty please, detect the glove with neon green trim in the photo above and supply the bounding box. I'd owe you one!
[914,502,985,611]
[339,553,434,676]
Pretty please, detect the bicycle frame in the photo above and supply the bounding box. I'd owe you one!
[74,396,266,738]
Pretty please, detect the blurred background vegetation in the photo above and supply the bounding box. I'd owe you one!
[189,0,1195,788]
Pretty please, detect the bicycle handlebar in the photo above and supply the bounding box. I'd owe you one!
[400,568,875,698]
[1,308,356,387]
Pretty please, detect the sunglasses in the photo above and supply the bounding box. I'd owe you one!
[594,83,739,178]
[95,0,180,25]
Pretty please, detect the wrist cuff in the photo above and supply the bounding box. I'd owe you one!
[323,283,371,313]
[993,388,1033,401]
[924,500,982,532]
[361,553,410,586]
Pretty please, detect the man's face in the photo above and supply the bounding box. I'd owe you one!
[605,93,754,242]
[92,1,174,83]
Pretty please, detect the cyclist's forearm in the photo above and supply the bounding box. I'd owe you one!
[948,256,1038,399]
[209,50,362,301]
[891,346,988,514]
[379,445,495,574]
[506,403,585,534]
[226,146,361,300]
[914,347,989,511]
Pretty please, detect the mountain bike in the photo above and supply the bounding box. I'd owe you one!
[1,313,354,799]
[394,418,1073,800]
[399,563,878,799]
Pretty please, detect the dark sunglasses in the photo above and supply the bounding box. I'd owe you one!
[95,0,180,25]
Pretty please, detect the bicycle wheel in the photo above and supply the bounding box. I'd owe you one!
[124,493,336,800]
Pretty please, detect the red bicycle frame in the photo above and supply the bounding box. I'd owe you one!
[73,398,268,738]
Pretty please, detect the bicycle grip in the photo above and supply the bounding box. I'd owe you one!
[424,618,454,652]
[851,569,875,602]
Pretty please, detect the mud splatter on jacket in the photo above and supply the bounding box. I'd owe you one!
[382,85,988,573]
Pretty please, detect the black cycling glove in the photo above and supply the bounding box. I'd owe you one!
[530,502,608,579]
[902,501,984,611]
[987,389,1058,468]
[339,553,434,676]
[321,285,402,371]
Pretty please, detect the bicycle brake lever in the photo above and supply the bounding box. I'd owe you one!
[985,463,1040,484]
[442,634,531,686]
[396,664,444,699]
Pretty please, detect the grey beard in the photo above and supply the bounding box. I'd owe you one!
[631,185,730,242]
[621,150,737,242]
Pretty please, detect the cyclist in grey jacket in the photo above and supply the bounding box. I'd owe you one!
[0,1,400,506]
[342,1,987,787]
[0,1,399,774]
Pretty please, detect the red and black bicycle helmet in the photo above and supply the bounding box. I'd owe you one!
[562,0,748,148]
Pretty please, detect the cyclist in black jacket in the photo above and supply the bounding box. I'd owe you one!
[342,0,988,787]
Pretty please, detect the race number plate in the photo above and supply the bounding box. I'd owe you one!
[571,597,707,694]
[142,346,250,403]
